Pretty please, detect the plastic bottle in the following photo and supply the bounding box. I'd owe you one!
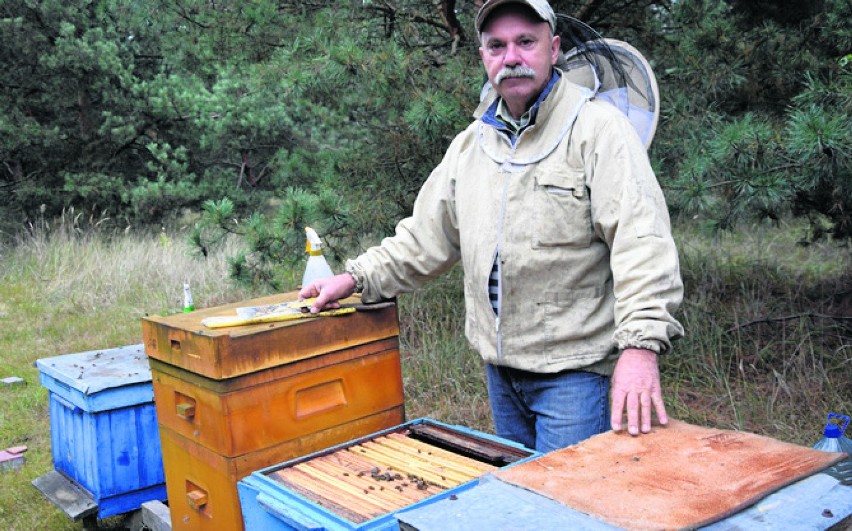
[301,227,334,287]
[183,281,195,312]
[812,412,852,484]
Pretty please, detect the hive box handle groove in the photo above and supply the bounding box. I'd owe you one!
[52,394,82,415]
[257,492,324,530]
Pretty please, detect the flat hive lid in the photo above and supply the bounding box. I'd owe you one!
[141,292,400,380]
[36,344,153,411]
[494,419,848,530]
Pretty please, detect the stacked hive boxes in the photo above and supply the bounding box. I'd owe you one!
[141,292,405,530]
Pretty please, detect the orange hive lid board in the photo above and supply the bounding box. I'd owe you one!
[493,419,847,531]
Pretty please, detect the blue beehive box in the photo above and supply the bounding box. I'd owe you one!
[35,344,167,518]
[237,418,539,530]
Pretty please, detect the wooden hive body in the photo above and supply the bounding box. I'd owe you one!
[142,292,405,531]
[150,337,403,457]
[35,344,167,518]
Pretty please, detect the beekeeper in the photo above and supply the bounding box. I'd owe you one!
[300,0,684,453]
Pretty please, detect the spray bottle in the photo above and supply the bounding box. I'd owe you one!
[182,281,195,313]
[812,412,852,484]
[301,227,334,287]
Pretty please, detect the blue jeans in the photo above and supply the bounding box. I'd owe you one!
[485,364,611,453]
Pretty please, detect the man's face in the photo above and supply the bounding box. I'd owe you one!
[478,7,560,119]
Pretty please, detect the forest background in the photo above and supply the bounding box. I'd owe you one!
[0,0,850,528]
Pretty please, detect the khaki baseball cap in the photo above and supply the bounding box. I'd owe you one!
[475,0,557,34]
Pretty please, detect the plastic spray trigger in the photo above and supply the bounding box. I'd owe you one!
[302,227,334,287]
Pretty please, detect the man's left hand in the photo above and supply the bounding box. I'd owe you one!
[610,348,668,436]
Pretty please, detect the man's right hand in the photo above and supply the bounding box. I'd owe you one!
[298,273,357,313]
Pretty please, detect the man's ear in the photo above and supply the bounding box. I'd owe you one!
[550,34,561,65]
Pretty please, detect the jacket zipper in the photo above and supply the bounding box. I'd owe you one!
[494,137,521,362]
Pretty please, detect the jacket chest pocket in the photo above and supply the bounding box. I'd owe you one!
[532,168,592,248]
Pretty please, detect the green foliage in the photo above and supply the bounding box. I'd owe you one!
[1,0,850,251]
[656,0,852,240]
[181,2,477,285]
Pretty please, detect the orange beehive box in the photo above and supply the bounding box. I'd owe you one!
[159,409,405,531]
[141,293,399,380]
[150,337,404,457]
[142,291,406,530]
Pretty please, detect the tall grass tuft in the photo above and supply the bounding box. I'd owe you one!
[668,220,851,444]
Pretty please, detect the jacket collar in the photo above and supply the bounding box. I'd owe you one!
[475,69,595,165]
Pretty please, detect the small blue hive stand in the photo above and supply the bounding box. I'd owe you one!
[32,344,167,522]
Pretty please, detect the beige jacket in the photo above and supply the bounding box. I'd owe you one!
[347,74,684,375]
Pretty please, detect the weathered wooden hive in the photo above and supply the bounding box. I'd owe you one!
[33,344,166,519]
[141,291,405,531]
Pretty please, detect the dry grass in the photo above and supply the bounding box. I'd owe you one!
[666,220,851,444]
[0,214,263,530]
[397,266,493,434]
[0,214,849,528]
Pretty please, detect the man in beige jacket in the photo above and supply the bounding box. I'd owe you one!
[300,0,684,452]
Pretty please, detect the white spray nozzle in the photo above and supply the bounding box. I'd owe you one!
[302,227,334,286]
[305,227,323,254]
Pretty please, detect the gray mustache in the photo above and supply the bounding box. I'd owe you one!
[495,66,536,85]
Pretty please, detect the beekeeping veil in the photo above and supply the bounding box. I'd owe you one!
[557,15,660,148]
